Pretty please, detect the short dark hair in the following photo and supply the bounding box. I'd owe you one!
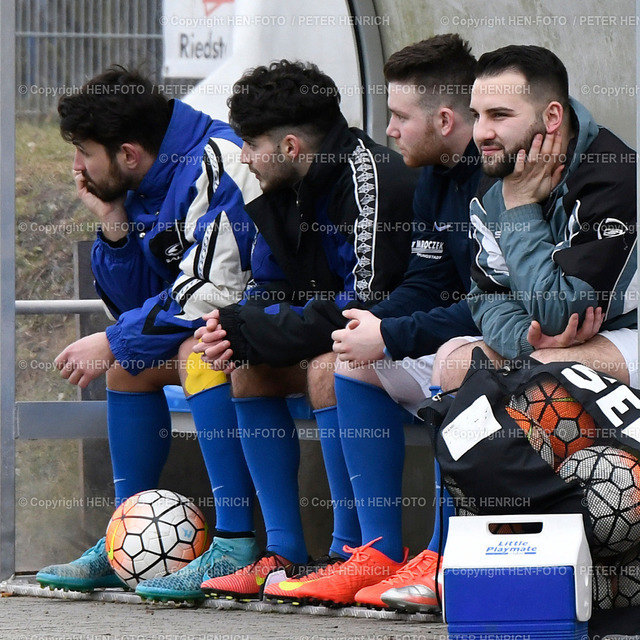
[58,65,171,157]
[383,33,476,113]
[475,45,569,108]
[227,60,342,139]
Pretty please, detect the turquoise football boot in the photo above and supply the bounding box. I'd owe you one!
[135,536,259,602]
[36,537,126,592]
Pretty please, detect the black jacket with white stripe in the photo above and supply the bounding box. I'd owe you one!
[218,115,418,367]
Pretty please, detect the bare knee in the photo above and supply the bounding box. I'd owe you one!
[231,363,306,398]
[334,360,383,386]
[231,365,269,398]
[432,339,476,391]
[176,337,198,388]
[106,364,137,391]
[433,339,502,391]
[106,362,179,393]
[305,352,386,409]
[178,336,198,363]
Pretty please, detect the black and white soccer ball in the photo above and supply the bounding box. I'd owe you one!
[557,446,640,558]
[613,547,640,608]
[105,489,209,587]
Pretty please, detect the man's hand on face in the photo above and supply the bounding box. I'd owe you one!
[502,131,565,210]
[74,170,129,242]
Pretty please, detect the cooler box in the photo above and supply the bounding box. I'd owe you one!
[442,513,592,640]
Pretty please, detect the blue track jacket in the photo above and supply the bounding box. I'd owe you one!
[92,100,260,372]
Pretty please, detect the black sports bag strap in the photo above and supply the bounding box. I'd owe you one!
[416,393,455,449]
[425,348,590,527]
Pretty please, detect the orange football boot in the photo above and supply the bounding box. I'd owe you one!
[265,538,407,606]
[201,551,294,601]
[263,555,345,603]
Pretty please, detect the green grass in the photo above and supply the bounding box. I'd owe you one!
[15,120,111,572]
[16,118,96,401]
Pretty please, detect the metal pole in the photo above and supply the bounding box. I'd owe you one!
[15,299,109,316]
[348,0,387,142]
[0,0,17,580]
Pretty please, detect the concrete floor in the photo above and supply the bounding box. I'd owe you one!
[0,578,448,640]
[0,597,450,640]
[0,596,447,640]
[2,577,638,640]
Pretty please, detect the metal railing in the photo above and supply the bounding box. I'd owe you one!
[15,299,108,315]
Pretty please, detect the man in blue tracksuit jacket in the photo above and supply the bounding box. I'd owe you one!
[37,67,264,599]
[91,103,257,369]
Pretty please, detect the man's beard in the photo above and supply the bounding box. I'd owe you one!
[480,120,546,178]
[84,160,129,202]
[256,157,300,193]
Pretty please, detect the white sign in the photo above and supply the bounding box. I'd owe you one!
[182,0,364,129]
[162,0,235,78]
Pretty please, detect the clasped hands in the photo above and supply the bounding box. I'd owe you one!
[193,310,237,373]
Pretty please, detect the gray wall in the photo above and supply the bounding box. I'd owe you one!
[374,0,636,146]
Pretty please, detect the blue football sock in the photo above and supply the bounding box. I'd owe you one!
[426,385,453,554]
[107,389,171,505]
[233,396,307,563]
[335,374,405,562]
[187,383,255,535]
[314,405,361,557]
[427,459,454,553]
